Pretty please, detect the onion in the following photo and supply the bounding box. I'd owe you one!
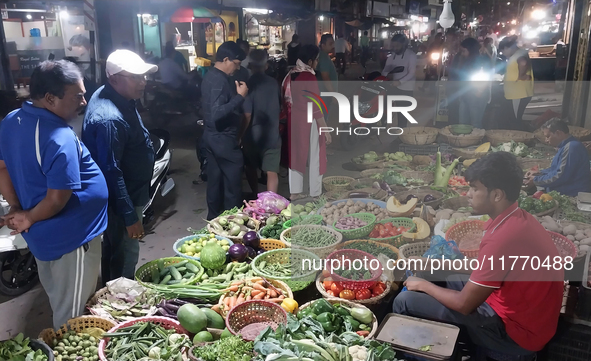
[246,246,257,260]
[229,244,248,262]
[243,231,260,248]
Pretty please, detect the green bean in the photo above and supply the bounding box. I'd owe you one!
[291,227,336,247]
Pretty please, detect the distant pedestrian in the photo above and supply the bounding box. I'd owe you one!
[287,34,301,66]
[499,36,533,130]
[334,34,348,75]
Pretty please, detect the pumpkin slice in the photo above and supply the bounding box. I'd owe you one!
[475,142,491,153]
[402,217,431,240]
[463,159,477,168]
[387,196,417,217]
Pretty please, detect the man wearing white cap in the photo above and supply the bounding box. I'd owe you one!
[82,49,158,284]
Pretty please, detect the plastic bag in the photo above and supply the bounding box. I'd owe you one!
[255,191,290,214]
[422,235,464,260]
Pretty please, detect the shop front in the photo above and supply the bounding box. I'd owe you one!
[243,8,297,56]
[0,0,99,89]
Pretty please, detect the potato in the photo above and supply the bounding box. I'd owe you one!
[585,229,591,237]
[576,231,587,241]
[580,238,591,246]
[574,241,580,246]
[579,245,590,252]
[567,235,576,241]
[562,225,577,236]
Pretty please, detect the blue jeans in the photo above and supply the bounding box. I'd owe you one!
[459,91,488,129]
[101,206,143,283]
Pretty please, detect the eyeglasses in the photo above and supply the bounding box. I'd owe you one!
[118,74,148,82]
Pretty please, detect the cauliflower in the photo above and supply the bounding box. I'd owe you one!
[501,142,512,152]
[513,143,528,156]
[349,345,368,361]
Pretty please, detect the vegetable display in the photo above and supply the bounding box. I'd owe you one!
[51,331,100,361]
[352,151,380,164]
[492,141,529,157]
[323,278,387,301]
[0,333,47,361]
[368,223,410,239]
[148,260,201,285]
[290,227,338,247]
[383,151,413,162]
[190,335,254,361]
[201,261,254,284]
[208,213,258,238]
[102,322,191,361]
[342,242,399,260]
[548,191,590,223]
[335,217,368,230]
[155,298,218,324]
[260,222,283,239]
[518,195,556,214]
[535,215,591,253]
[217,278,290,314]
[320,200,389,225]
[177,233,230,258]
[448,176,468,187]
[90,287,161,323]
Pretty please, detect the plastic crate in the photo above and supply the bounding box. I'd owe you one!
[545,322,591,361]
[398,143,452,156]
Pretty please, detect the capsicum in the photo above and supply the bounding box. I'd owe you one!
[317,312,337,332]
[297,307,317,320]
[333,304,351,317]
[311,299,334,315]
[345,315,361,331]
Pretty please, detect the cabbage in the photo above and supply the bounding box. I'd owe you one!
[200,241,227,270]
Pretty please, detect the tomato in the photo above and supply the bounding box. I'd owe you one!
[356,289,372,300]
[372,284,386,296]
[356,331,370,337]
[326,290,337,297]
[322,269,331,278]
[379,229,388,238]
[369,231,379,238]
[323,279,334,290]
[339,289,356,300]
[331,282,344,294]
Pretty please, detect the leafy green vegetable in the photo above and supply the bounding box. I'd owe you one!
[0,333,47,361]
[419,345,433,352]
[190,335,254,361]
[548,191,590,222]
[492,141,530,157]
[383,170,407,186]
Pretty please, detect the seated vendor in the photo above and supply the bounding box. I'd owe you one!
[393,152,563,356]
[525,118,591,196]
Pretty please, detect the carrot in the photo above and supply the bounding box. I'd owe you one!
[253,293,265,300]
[229,295,237,309]
[224,285,240,293]
[252,283,267,292]
[246,292,252,301]
[231,280,244,286]
[266,298,284,303]
[211,304,222,315]
[255,279,265,285]
[268,289,278,298]
[224,297,231,307]
[237,292,246,304]
[278,295,285,300]
[264,294,270,299]
[251,290,263,297]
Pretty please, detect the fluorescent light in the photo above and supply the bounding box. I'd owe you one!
[244,8,270,14]
[26,14,32,20]
[319,15,324,21]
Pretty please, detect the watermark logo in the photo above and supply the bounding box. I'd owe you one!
[304,91,418,136]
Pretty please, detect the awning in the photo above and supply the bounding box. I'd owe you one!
[165,6,223,23]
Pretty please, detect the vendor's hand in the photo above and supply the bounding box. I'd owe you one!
[523,176,536,187]
[3,210,33,234]
[524,171,540,178]
[126,220,145,239]
[404,276,429,292]
[236,81,248,97]
[324,132,332,145]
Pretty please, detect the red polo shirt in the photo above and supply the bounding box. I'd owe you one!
[469,203,564,352]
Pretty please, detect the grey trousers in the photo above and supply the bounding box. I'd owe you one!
[37,235,102,329]
[392,274,532,356]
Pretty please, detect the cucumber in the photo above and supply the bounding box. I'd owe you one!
[167,279,184,285]
[176,267,187,272]
[183,272,195,279]
[157,259,165,272]
[150,268,160,284]
[186,263,200,273]
[174,260,188,268]
[170,267,182,280]
[160,274,172,284]
[160,266,172,278]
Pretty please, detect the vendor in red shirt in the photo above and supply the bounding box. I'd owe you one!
[393,152,564,356]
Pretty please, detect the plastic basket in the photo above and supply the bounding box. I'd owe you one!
[251,248,321,292]
[98,316,188,361]
[30,340,55,361]
[39,315,116,347]
[445,220,485,258]
[298,298,379,339]
[369,217,416,246]
[226,300,288,341]
[316,273,391,305]
[326,249,383,290]
[289,225,343,258]
[260,238,287,251]
[399,242,431,259]
[290,214,324,226]
[135,257,204,288]
[340,239,400,261]
[173,234,233,261]
[333,212,377,240]
[398,143,452,156]
[280,228,291,246]
[282,219,292,229]
[549,231,578,260]
[545,322,591,361]
[218,277,293,316]
[323,176,355,192]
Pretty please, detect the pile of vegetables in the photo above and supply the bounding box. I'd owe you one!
[175,303,225,337]
[383,151,412,162]
[0,333,47,361]
[548,191,590,223]
[518,195,556,214]
[448,175,468,187]
[536,215,591,253]
[342,241,399,260]
[190,335,254,361]
[322,276,387,301]
[335,216,368,230]
[51,331,101,361]
[201,261,254,284]
[296,299,374,336]
[190,207,242,235]
[371,170,407,186]
[217,278,291,313]
[259,215,283,239]
[155,298,220,325]
[352,151,380,164]
[177,233,230,258]
[320,200,389,225]
[492,141,529,157]
[208,213,258,238]
[102,321,191,361]
[368,222,410,239]
[90,287,161,323]
[291,214,323,226]
[146,281,227,302]
[289,203,316,218]
[291,227,339,247]
[148,260,201,285]
[243,191,290,221]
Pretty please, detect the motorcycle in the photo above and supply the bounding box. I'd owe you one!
[0,130,174,296]
[339,66,404,149]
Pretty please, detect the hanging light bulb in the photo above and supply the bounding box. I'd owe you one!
[439,0,455,29]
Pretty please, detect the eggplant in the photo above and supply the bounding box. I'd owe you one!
[165,302,180,312]
[157,306,175,318]
[424,194,437,202]
[405,195,418,204]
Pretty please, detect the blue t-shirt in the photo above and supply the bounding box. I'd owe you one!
[0,102,108,261]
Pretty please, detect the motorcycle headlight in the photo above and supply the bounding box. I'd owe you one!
[357,101,372,115]
[471,71,490,81]
[430,52,441,61]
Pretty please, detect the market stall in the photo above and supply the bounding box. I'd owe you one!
[243,10,298,56]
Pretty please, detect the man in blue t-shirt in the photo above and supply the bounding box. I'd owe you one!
[0,60,108,328]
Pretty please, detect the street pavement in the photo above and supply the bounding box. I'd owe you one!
[0,59,565,338]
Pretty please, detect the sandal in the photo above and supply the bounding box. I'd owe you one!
[289,193,308,202]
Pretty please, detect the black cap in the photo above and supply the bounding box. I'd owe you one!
[216,41,246,62]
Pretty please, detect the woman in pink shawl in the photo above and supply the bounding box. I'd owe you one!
[282,44,332,201]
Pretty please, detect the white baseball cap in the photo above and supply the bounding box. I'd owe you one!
[106,49,158,78]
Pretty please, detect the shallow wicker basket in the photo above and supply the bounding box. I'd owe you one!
[326,249,382,290]
[440,126,486,147]
[348,187,389,201]
[445,220,486,258]
[218,277,293,316]
[226,300,288,341]
[485,130,536,147]
[359,168,383,178]
[323,176,355,192]
[251,248,320,292]
[316,273,391,305]
[441,196,471,211]
[398,241,431,259]
[260,238,287,251]
[393,187,445,209]
[400,171,434,185]
[289,225,343,258]
[451,146,489,159]
[351,157,386,170]
[135,257,204,288]
[333,212,377,240]
[400,126,439,145]
[517,158,552,171]
[534,126,591,143]
[39,315,116,347]
[298,298,379,339]
[98,316,188,361]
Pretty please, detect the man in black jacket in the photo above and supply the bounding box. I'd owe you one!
[201,42,248,220]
